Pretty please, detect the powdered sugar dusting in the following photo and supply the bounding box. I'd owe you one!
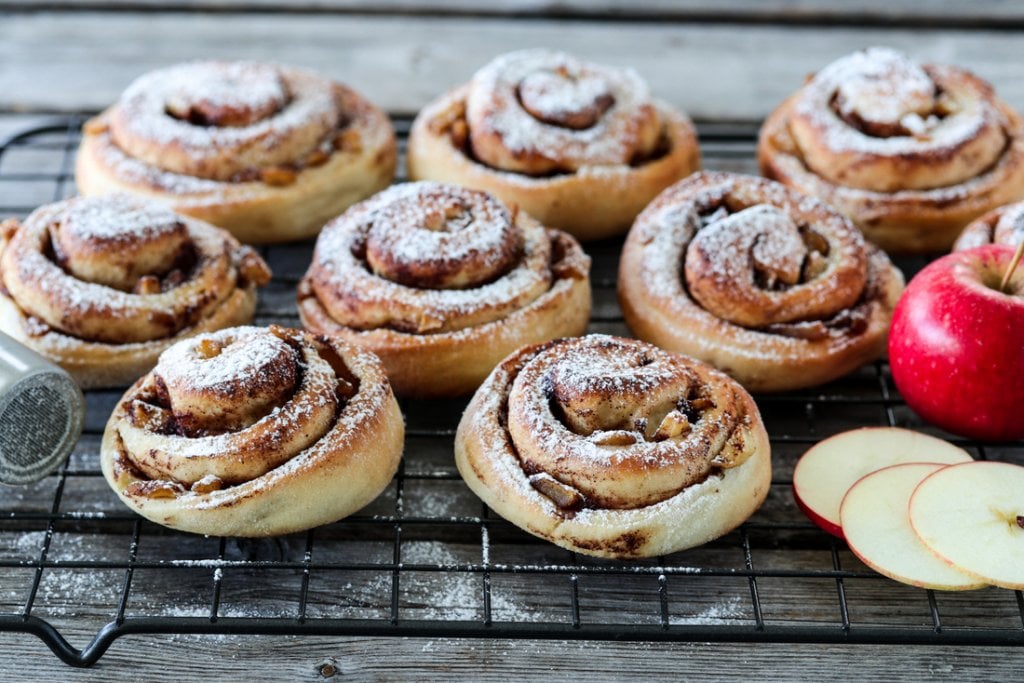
[163,61,288,123]
[684,201,864,327]
[994,202,1024,247]
[504,336,738,486]
[830,47,934,129]
[59,194,183,242]
[625,172,897,362]
[790,47,1008,191]
[119,327,341,476]
[519,68,612,123]
[671,595,747,626]
[363,182,518,288]
[2,197,244,343]
[156,328,293,393]
[308,182,556,334]
[111,329,396,517]
[113,61,339,180]
[466,49,657,172]
[956,201,1024,250]
[459,335,758,554]
[91,130,233,196]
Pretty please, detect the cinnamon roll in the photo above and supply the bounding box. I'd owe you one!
[456,334,770,559]
[76,60,396,244]
[759,47,1024,253]
[0,195,270,389]
[618,171,904,392]
[298,181,591,397]
[407,49,700,241]
[953,201,1024,251]
[101,325,404,537]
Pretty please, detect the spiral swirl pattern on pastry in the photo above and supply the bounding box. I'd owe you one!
[101,325,404,537]
[455,334,771,558]
[0,195,270,388]
[954,201,1024,251]
[618,171,904,392]
[298,181,591,397]
[759,47,1024,252]
[465,49,661,175]
[76,60,396,243]
[407,49,700,241]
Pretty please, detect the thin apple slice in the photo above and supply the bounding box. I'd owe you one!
[910,461,1024,590]
[793,427,973,538]
[840,463,986,590]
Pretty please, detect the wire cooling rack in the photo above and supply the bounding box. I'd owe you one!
[0,116,1022,668]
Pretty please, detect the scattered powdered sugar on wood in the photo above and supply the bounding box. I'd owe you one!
[669,594,748,626]
[400,541,541,622]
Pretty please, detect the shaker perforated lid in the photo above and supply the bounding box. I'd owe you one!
[0,332,84,485]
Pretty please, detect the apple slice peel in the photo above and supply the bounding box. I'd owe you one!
[909,461,1024,590]
[792,427,973,538]
[840,463,987,591]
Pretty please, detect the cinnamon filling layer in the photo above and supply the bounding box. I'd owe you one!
[502,336,752,511]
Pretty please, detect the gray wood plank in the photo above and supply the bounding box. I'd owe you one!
[2,14,1024,119]
[4,0,1024,25]
[2,632,1024,681]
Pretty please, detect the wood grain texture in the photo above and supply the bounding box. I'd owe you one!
[2,14,1024,118]
[4,0,1024,25]
[2,632,1024,681]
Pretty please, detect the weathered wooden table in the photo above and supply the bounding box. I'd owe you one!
[2,2,1024,679]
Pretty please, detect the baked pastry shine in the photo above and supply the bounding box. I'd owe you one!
[101,325,404,537]
[407,49,700,241]
[618,171,904,392]
[298,181,591,397]
[759,47,1024,252]
[76,60,396,243]
[455,334,771,559]
[0,195,270,389]
[954,201,1024,251]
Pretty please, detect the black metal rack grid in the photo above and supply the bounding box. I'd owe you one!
[0,116,1022,668]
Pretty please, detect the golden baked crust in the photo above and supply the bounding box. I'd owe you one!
[298,182,592,397]
[758,47,1024,253]
[618,171,904,392]
[954,200,1024,251]
[0,195,270,389]
[455,335,771,559]
[76,61,396,244]
[407,50,700,241]
[100,325,404,537]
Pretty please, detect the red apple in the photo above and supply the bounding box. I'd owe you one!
[888,245,1024,441]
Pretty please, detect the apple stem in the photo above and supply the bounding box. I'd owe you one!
[1017,515,1024,530]
[999,240,1024,293]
